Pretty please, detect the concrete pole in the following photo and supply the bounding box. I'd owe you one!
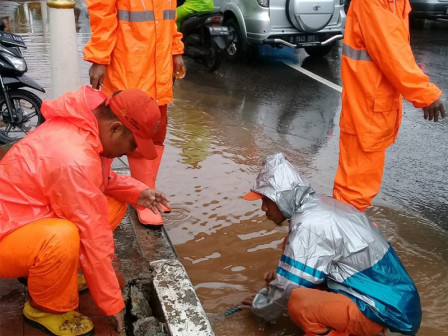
[47,0,80,98]
[40,1,49,34]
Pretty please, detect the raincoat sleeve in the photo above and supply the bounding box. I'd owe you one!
[105,169,148,205]
[252,228,332,322]
[84,0,119,65]
[46,159,124,316]
[172,8,184,55]
[357,0,441,108]
[101,157,148,205]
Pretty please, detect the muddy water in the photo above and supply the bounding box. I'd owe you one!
[160,97,448,336]
[3,2,447,335]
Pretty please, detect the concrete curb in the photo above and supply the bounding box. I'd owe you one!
[128,208,215,336]
[151,259,214,336]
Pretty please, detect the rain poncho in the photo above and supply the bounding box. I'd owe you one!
[84,0,184,105]
[0,86,148,316]
[340,0,441,151]
[250,153,421,335]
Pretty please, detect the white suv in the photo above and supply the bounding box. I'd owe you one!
[215,0,346,60]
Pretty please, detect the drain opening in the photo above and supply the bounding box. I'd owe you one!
[123,278,169,336]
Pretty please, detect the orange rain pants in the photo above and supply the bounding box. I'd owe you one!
[288,288,386,336]
[0,196,126,313]
[333,132,386,212]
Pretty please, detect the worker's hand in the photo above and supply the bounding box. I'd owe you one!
[423,98,445,122]
[173,54,186,79]
[263,269,277,289]
[110,309,126,336]
[239,294,256,310]
[89,63,107,89]
[137,188,171,214]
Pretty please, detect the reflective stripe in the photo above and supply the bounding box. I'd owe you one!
[277,266,316,288]
[342,43,372,62]
[118,10,175,22]
[163,9,176,20]
[280,255,327,280]
[118,10,154,22]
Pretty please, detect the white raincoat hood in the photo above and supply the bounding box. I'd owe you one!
[250,153,314,219]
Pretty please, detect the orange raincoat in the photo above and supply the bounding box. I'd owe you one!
[83,0,184,105]
[0,86,148,316]
[334,0,442,210]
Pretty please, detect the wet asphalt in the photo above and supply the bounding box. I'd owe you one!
[177,22,448,233]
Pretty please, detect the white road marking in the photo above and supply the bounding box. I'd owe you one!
[282,60,343,93]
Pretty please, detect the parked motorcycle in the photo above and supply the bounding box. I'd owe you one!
[179,12,230,71]
[0,29,45,144]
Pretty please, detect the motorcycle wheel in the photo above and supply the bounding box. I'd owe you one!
[225,18,248,62]
[0,89,44,144]
[204,46,223,72]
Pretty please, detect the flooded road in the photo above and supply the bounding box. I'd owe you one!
[2,2,447,335]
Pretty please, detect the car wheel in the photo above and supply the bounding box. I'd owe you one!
[409,17,425,28]
[344,0,351,13]
[225,18,247,62]
[304,43,335,57]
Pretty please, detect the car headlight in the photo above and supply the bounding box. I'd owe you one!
[257,0,269,7]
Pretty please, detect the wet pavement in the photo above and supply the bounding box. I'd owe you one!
[1,1,447,335]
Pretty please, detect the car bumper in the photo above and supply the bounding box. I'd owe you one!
[243,7,346,46]
[410,0,448,18]
[263,33,343,48]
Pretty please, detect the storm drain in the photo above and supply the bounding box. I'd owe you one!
[122,260,214,336]
[123,279,167,336]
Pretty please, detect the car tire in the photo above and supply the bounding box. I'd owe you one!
[344,0,351,13]
[304,43,335,57]
[225,18,248,62]
[409,17,425,28]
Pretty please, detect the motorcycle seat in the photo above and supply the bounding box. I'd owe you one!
[181,11,219,33]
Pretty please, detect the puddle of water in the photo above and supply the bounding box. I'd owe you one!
[160,101,448,336]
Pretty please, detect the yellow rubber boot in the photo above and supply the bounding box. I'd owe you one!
[128,145,168,226]
[23,301,94,336]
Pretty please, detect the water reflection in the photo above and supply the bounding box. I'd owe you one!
[175,59,339,158]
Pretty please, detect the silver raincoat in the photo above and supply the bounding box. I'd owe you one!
[250,153,421,335]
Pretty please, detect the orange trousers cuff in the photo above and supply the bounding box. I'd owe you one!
[333,132,386,212]
[287,288,386,336]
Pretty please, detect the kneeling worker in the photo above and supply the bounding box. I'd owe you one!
[241,153,421,336]
[0,86,170,336]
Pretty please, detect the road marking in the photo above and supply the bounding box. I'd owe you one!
[282,61,343,93]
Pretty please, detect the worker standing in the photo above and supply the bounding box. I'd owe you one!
[333,0,445,212]
[84,0,186,226]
